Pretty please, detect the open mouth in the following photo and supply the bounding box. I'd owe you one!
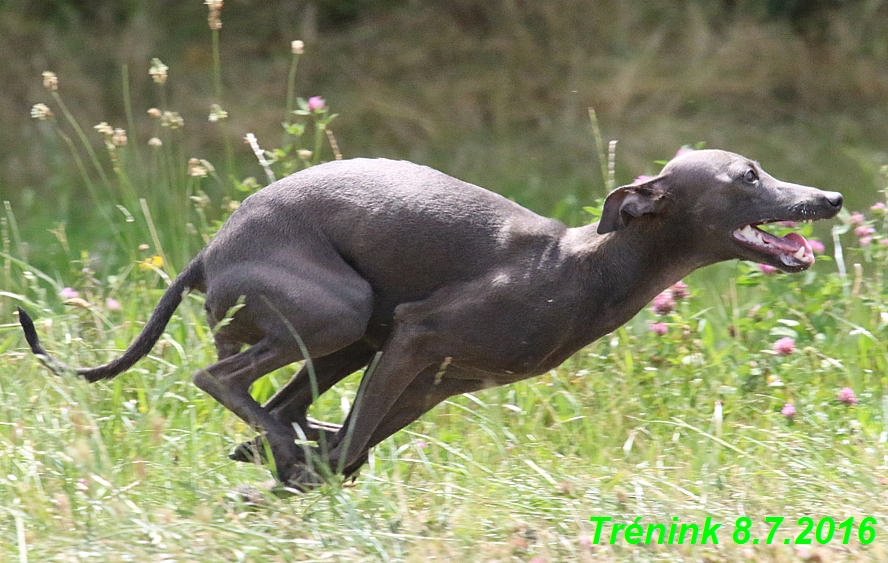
[732,222,814,272]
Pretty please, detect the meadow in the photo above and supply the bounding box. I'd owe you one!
[3,5,888,562]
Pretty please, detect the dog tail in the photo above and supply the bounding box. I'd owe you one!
[18,258,205,383]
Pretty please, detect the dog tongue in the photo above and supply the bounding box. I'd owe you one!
[782,232,812,253]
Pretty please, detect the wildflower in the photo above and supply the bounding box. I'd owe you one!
[758,263,778,275]
[838,387,858,405]
[208,104,228,123]
[849,211,865,225]
[650,291,675,315]
[781,403,796,419]
[161,111,184,129]
[649,322,668,336]
[139,255,164,270]
[148,137,163,147]
[111,128,127,147]
[307,96,325,112]
[860,236,873,246]
[670,280,689,300]
[291,40,304,55]
[191,191,211,209]
[297,149,313,160]
[94,122,114,136]
[42,71,58,91]
[675,147,695,158]
[872,202,886,212]
[808,239,825,254]
[60,287,79,299]
[415,440,428,449]
[773,337,796,355]
[149,58,168,84]
[30,103,53,120]
[147,108,162,119]
[633,174,654,185]
[206,0,223,30]
[105,297,122,311]
[188,158,208,178]
[855,225,876,238]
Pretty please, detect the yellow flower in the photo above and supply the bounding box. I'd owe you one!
[139,255,164,270]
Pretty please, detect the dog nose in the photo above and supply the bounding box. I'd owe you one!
[824,191,843,209]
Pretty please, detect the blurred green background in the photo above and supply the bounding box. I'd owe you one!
[2,0,888,273]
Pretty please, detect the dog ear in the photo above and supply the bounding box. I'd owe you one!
[597,180,667,234]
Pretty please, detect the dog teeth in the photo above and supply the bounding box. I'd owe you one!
[737,225,764,245]
[793,247,806,260]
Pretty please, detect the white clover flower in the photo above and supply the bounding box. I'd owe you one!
[42,71,58,91]
[30,103,53,120]
[149,58,168,84]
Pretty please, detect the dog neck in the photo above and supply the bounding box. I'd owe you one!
[562,222,713,336]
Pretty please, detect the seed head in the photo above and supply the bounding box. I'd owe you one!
[205,0,223,30]
[94,122,114,136]
[30,103,53,120]
[161,111,184,129]
[42,71,59,91]
[298,149,313,160]
[147,108,162,119]
[112,128,128,147]
[148,137,163,147]
[149,58,169,84]
[291,40,304,55]
[208,104,228,123]
[188,158,208,178]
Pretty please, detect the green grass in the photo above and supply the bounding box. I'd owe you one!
[4,251,888,562]
[4,8,888,561]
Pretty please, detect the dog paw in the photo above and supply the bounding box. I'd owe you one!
[229,436,268,464]
[272,466,327,496]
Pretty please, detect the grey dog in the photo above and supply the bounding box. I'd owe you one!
[19,149,843,488]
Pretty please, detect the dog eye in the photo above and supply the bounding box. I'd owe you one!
[743,170,758,184]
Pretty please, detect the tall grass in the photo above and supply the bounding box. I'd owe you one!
[3,5,888,563]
